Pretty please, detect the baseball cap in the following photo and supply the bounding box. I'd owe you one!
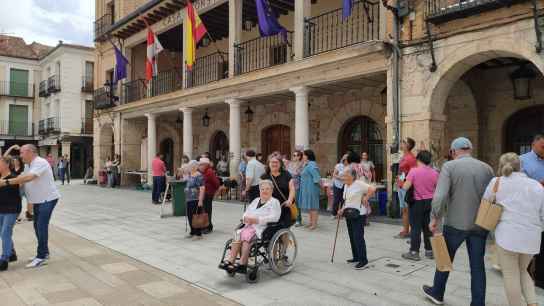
[450,137,473,151]
[199,157,211,165]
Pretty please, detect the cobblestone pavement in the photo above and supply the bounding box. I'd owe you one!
[48,181,544,306]
[2,221,239,306]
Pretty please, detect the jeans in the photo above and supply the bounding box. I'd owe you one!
[33,199,58,259]
[295,188,302,223]
[397,188,407,209]
[58,168,66,185]
[409,199,432,252]
[332,186,344,216]
[203,194,214,231]
[431,225,488,306]
[152,176,166,203]
[107,172,114,187]
[0,214,17,261]
[187,200,202,236]
[346,215,368,265]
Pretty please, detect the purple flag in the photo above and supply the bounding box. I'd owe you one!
[255,0,287,41]
[343,0,353,20]
[112,43,128,83]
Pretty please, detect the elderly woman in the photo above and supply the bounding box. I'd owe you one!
[299,150,321,230]
[482,153,544,306]
[339,166,375,270]
[221,180,281,273]
[184,160,206,240]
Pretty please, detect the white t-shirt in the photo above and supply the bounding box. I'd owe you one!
[343,180,370,215]
[245,158,266,187]
[24,156,60,204]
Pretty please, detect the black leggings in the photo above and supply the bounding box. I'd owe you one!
[187,200,202,236]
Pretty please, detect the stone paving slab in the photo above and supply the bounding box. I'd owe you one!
[1,222,239,306]
[50,181,544,306]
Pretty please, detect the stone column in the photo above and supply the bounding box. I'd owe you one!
[228,0,242,77]
[290,86,310,150]
[294,0,311,60]
[226,98,241,176]
[181,107,193,159]
[145,113,157,185]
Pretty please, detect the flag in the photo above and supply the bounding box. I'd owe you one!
[146,26,164,82]
[342,0,353,20]
[185,1,208,70]
[255,0,287,41]
[112,43,128,83]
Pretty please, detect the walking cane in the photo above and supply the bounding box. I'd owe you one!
[331,201,344,263]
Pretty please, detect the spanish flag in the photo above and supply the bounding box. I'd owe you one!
[185,1,207,70]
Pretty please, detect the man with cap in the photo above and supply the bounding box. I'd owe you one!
[198,157,219,234]
[422,137,494,306]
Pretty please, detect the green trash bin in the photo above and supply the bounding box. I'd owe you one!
[171,180,187,216]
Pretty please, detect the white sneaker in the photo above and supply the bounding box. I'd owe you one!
[28,254,49,262]
[26,258,47,268]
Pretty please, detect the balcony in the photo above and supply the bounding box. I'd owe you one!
[0,81,34,98]
[81,117,93,134]
[234,31,294,75]
[0,120,33,137]
[122,79,147,104]
[46,117,60,133]
[121,69,183,104]
[304,1,380,57]
[93,86,117,109]
[39,80,49,97]
[47,75,61,93]
[81,76,94,93]
[186,52,228,88]
[94,13,113,41]
[38,119,46,135]
[425,0,527,24]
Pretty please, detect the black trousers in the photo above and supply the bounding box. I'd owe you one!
[247,185,260,204]
[332,186,343,216]
[536,232,544,289]
[409,199,432,252]
[186,200,202,236]
[203,194,214,231]
[346,215,368,264]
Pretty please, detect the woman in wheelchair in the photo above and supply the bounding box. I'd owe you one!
[220,180,281,273]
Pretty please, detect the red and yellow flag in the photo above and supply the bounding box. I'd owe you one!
[184,1,208,70]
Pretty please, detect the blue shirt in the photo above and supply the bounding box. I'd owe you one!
[520,150,544,182]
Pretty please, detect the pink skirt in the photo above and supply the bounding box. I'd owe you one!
[239,226,257,242]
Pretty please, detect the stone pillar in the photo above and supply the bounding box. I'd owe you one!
[294,0,311,60]
[226,98,241,176]
[181,107,193,159]
[228,0,242,77]
[145,113,157,185]
[61,141,71,159]
[290,86,310,150]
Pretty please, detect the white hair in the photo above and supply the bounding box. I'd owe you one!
[259,179,274,190]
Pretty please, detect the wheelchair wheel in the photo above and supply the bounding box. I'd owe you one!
[267,228,297,275]
[245,266,260,283]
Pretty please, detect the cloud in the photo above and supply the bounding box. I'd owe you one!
[0,0,94,47]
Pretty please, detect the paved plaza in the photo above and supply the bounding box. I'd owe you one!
[40,182,544,306]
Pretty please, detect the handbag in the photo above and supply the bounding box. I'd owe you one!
[475,177,503,231]
[431,234,453,272]
[192,207,209,229]
[270,174,298,222]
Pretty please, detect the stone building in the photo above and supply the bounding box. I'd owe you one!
[93,0,544,195]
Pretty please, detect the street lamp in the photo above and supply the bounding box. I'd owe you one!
[244,105,254,123]
[510,64,536,100]
[202,109,210,127]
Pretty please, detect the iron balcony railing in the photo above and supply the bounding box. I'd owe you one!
[38,119,46,135]
[93,86,117,109]
[39,80,49,97]
[46,117,60,133]
[123,79,147,104]
[81,76,94,93]
[81,117,93,134]
[234,31,294,75]
[94,13,113,40]
[47,75,61,93]
[121,69,183,104]
[0,81,34,98]
[304,1,380,57]
[425,0,526,23]
[186,52,228,88]
[0,120,33,137]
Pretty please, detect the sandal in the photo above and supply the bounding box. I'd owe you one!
[219,260,232,270]
[235,264,247,274]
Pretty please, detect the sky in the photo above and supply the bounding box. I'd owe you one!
[0,0,95,47]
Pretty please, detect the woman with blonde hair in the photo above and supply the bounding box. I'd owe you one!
[482,152,544,306]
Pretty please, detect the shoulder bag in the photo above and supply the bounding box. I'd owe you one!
[270,174,298,222]
[475,177,503,231]
[342,185,361,220]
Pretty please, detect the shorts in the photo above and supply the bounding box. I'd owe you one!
[397,188,407,209]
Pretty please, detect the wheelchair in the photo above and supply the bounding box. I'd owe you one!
[218,217,298,283]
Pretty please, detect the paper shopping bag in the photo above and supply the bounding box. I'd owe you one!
[431,234,453,272]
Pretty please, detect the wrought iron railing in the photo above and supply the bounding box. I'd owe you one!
[81,117,94,134]
[81,76,94,93]
[0,81,34,98]
[94,13,113,40]
[39,80,49,97]
[122,79,147,104]
[93,86,116,109]
[0,120,33,137]
[186,52,228,88]
[47,75,61,93]
[38,120,46,135]
[47,117,60,133]
[304,1,380,57]
[425,0,525,23]
[234,31,294,75]
[150,68,183,97]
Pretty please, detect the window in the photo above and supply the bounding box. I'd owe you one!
[9,68,29,96]
[9,105,28,135]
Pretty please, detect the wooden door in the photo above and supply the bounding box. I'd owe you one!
[506,106,544,155]
[8,105,28,136]
[262,125,290,159]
